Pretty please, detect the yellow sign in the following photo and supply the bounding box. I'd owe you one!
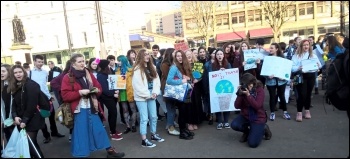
[116,75,126,89]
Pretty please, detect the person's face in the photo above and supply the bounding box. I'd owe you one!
[144,52,150,63]
[193,50,198,58]
[152,48,159,57]
[90,61,98,70]
[269,45,277,55]
[130,52,136,59]
[48,62,54,69]
[308,38,314,45]
[108,59,115,67]
[198,49,206,58]
[247,83,254,91]
[302,41,310,52]
[176,52,182,63]
[296,37,302,45]
[210,51,216,60]
[34,58,44,69]
[72,57,85,71]
[241,43,248,51]
[216,51,224,62]
[225,45,232,53]
[1,67,9,80]
[13,68,24,82]
[186,51,192,62]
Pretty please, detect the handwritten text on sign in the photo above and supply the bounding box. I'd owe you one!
[209,68,240,113]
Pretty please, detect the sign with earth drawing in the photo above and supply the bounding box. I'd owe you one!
[243,49,259,71]
[260,56,293,81]
[209,68,240,113]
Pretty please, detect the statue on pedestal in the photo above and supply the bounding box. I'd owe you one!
[12,15,26,44]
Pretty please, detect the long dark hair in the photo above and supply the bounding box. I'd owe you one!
[87,58,97,72]
[1,64,12,93]
[127,49,137,66]
[327,35,344,54]
[63,60,72,74]
[174,50,193,79]
[162,48,175,66]
[9,65,28,93]
[212,48,230,71]
[132,49,158,80]
[270,43,284,58]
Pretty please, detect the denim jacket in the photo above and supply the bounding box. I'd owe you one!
[265,77,287,86]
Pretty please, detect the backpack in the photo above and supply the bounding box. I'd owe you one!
[28,70,53,118]
[56,74,75,129]
[325,50,349,111]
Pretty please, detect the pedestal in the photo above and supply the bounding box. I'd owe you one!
[9,44,33,65]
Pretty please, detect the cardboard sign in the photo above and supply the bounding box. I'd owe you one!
[174,42,189,52]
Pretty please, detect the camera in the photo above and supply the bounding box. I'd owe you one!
[236,83,248,96]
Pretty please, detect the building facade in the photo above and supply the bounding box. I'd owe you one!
[182,1,349,47]
[145,9,183,37]
[1,1,130,66]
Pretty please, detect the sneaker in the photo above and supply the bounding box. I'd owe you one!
[106,147,125,158]
[168,126,180,136]
[283,112,291,120]
[141,139,156,148]
[224,123,230,129]
[304,110,311,119]
[151,134,165,142]
[269,113,275,121]
[216,123,223,130]
[110,130,122,136]
[111,134,123,141]
[296,112,302,122]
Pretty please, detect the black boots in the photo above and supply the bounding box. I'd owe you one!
[179,129,193,140]
[264,124,272,140]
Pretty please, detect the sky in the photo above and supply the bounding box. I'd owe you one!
[124,1,180,30]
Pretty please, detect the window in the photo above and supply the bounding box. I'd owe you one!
[299,30,305,36]
[83,32,88,45]
[232,12,245,24]
[247,10,261,22]
[248,10,254,22]
[299,3,313,16]
[318,27,326,34]
[307,28,313,35]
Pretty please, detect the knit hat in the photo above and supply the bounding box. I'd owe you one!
[98,59,110,70]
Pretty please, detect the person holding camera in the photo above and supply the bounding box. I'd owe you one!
[61,53,124,158]
[231,73,271,148]
[291,40,321,122]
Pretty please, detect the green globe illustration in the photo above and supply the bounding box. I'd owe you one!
[215,80,234,93]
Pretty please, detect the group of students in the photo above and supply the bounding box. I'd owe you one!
[1,33,347,158]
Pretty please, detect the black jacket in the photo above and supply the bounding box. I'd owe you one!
[2,85,12,119]
[12,79,45,132]
[48,66,62,82]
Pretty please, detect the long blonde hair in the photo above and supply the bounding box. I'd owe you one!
[296,39,313,58]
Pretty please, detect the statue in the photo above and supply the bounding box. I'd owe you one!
[12,15,26,44]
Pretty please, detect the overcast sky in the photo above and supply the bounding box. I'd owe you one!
[124,1,180,30]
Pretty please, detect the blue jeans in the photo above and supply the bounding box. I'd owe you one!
[136,99,158,136]
[165,99,177,127]
[231,115,265,148]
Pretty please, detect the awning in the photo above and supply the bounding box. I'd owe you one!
[216,31,246,42]
[129,34,154,42]
[248,28,273,39]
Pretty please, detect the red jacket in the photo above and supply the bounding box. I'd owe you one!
[61,72,102,113]
[234,87,266,124]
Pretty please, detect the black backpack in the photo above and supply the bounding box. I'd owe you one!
[325,50,349,111]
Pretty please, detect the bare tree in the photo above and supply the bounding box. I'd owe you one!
[261,1,296,42]
[181,1,218,47]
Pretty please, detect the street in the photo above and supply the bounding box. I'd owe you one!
[40,87,349,158]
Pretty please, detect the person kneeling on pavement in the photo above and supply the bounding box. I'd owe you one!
[231,73,272,148]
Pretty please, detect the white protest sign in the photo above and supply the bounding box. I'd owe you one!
[243,49,259,71]
[209,68,240,113]
[260,56,293,80]
[301,59,318,73]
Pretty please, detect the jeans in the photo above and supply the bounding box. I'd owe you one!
[267,84,287,112]
[156,91,167,113]
[136,99,158,136]
[231,115,265,148]
[215,111,230,123]
[165,99,177,127]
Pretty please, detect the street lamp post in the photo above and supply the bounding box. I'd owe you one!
[63,1,72,54]
[95,1,106,59]
[340,1,346,37]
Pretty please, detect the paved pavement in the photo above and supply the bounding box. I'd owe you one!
[35,87,349,158]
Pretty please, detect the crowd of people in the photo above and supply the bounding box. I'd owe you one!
[1,33,348,157]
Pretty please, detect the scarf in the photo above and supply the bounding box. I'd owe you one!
[71,67,99,113]
[248,89,258,122]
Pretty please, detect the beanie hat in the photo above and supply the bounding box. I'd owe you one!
[98,59,110,70]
